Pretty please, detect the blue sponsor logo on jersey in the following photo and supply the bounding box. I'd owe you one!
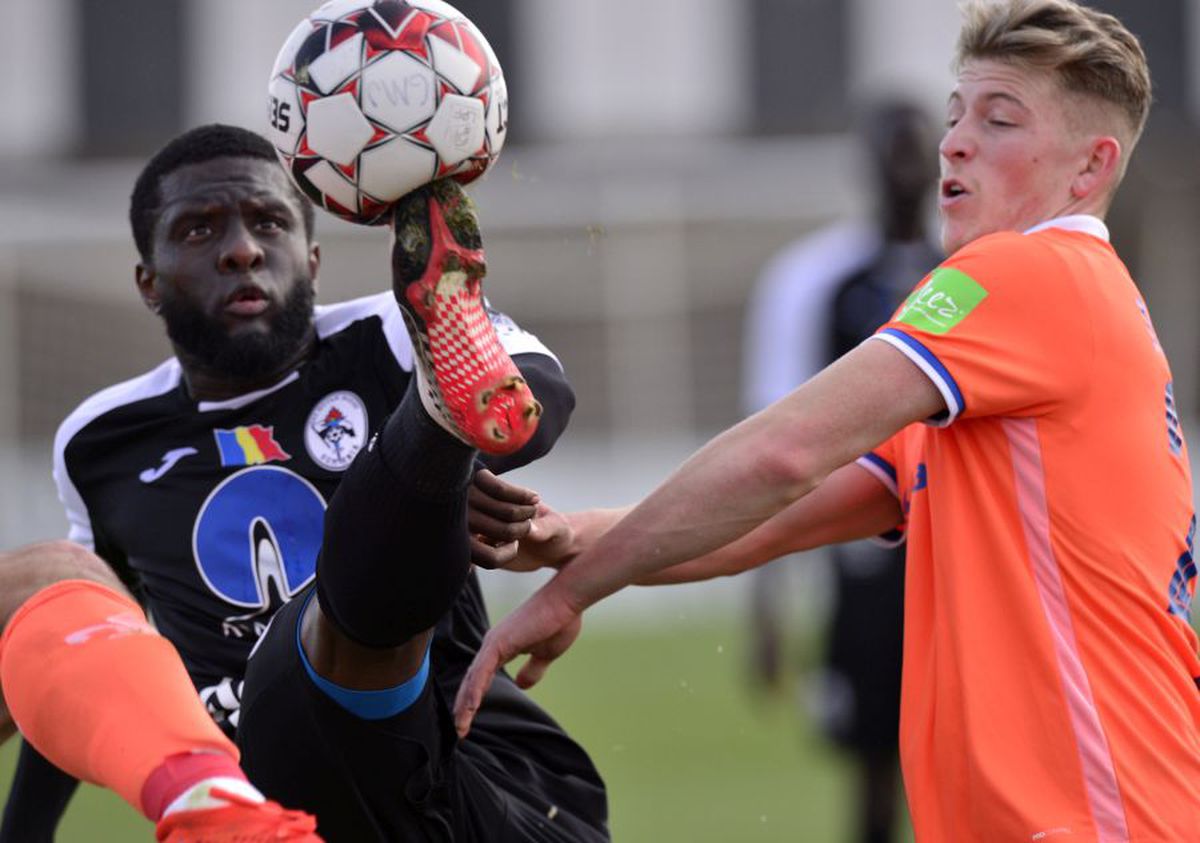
[1166,382,1184,458]
[1167,514,1196,622]
[902,463,928,515]
[192,466,326,639]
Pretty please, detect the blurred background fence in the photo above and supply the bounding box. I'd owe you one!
[3,1,1200,552]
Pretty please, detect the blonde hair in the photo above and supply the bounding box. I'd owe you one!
[955,0,1152,153]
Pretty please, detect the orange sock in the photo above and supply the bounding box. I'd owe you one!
[0,580,240,819]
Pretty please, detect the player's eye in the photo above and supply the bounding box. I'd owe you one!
[257,217,284,232]
[183,223,212,240]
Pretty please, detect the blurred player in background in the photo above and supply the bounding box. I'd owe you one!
[0,126,606,840]
[458,1,1200,837]
[742,98,939,843]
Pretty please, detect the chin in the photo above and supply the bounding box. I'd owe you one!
[940,228,964,256]
[224,318,274,337]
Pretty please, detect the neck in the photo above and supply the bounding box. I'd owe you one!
[177,333,315,402]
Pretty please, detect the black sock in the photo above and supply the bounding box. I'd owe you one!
[316,385,478,648]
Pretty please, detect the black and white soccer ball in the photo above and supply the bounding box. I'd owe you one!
[268,0,508,225]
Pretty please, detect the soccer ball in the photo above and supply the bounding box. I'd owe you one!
[267,0,508,225]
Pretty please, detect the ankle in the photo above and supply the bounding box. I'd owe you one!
[141,750,250,821]
[161,777,265,818]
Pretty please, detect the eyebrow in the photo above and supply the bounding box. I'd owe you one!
[947,90,1029,110]
[164,193,297,221]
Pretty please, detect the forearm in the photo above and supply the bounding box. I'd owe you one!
[637,463,902,585]
[553,410,820,606]
[547,341,941,608]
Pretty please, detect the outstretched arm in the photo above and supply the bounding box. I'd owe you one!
[504,460,899,583]
[454,339,941,733]
[637,461,901,585]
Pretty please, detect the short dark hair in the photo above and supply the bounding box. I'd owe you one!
[129,124,316,261]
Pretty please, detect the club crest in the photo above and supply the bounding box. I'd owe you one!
[305,390,368,471]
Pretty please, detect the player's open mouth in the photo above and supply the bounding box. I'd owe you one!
[225,286,270,317]
[940,179,969,207]
[941,179,968,197]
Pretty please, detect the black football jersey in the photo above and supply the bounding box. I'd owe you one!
[53,292,562,730]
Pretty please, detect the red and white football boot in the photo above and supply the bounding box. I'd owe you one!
[391,180,541,455]
[155,786,321,842]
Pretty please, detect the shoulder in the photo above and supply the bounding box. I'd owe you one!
[945,230,1028,266]
[313,292,398,339]
[946,232,1106,324]
[314,292,412,370]
[54,357,182,456]
[945,229,1075,278]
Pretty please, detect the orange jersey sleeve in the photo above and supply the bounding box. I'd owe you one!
[855,425,925,547]
[872,231,1093,425]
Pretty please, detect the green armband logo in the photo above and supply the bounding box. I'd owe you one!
[896,268,988,334]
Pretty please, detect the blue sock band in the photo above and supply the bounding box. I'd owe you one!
[295,591,431,720]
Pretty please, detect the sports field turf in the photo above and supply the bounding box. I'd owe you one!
[0,618,900,841]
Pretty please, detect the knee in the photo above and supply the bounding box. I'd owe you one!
[0,541,126,627]
[26,540,116,583]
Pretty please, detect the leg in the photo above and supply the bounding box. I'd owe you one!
[0,742,78,843]
[856,750,901,843]
[0,541,318,841]
[820,541,907,843]
[309,177,534,693]
[0,541,104,843]
[239,392,604,839]
[240,194,486,834]
[239,181,606,840]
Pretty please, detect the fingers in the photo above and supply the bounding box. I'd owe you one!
[514,613,582,688]
[467,507,535,544]
[454,640,503,737]
[470,537,520,570]
[514,655,553,689]
[453,586,584,737]
[467,469,539,547]
[468,470,537,519]
[473,467,537,500]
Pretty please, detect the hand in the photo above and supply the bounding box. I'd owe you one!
[467,468,538,569]
[453,581,583,737]
[498,502,577,572]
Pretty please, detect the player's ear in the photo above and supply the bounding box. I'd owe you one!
[309,243,321,295]
[135,263,162,315]
[1071,135,1121,201]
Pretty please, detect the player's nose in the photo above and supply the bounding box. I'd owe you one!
[218,219,266,273]
[939,120,974,162]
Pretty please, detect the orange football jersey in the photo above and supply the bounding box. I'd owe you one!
[860,217,1200,840]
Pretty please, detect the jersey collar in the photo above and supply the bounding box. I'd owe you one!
[194,370,301,413]
[1023,214,1110,242]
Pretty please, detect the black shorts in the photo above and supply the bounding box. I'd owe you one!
[238,586,609,842]
[818,541,905,756]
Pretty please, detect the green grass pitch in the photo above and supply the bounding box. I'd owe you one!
[0,620,879,841]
